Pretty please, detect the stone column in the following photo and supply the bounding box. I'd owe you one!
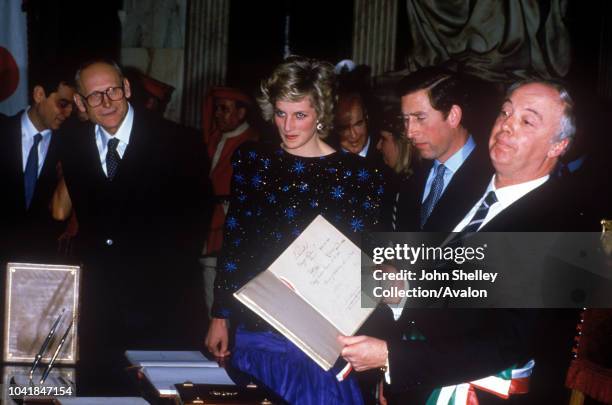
[352,0,398,76]
[182,0,230,129]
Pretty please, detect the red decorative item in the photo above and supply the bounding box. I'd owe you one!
[566,309,612,404]
[0,46,20,102]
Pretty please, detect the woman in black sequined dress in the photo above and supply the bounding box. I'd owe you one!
[205,56,384,405]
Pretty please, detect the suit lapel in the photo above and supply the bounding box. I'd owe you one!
[7,114,27,208]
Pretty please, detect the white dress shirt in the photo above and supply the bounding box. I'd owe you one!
[453,174,550,232]
[21,109,52,176]
[95,103,134,176]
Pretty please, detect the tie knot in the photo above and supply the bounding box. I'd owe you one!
[483,191,498,207]
[434,163,446,177]
[107,137,119,151]
[33,133,42,145]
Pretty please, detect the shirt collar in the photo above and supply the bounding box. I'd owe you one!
[487,174,550,210]
[358,136,371,158]
[21,108,52,138]
[96,103,134,146]
[436,134,475,174]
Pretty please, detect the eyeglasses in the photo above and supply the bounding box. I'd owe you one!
[80,86,125,108]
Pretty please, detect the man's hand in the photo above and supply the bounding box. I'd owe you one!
[205,318,230,357]
[338,335,388,372]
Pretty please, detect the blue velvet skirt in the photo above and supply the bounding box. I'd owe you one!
[231,327,364,405]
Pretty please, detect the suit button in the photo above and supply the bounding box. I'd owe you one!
[105,239,114,246]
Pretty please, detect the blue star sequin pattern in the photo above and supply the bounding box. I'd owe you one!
[226,216,238,230]
[357,168,370,182]
[292,161,306,174]
[284,207,297,220]
[331,186,344,200]
[212,144,383,320]
[350,218,364,232]
[251,174,263,188]
[224,261,238,272]
[233,173,245,184]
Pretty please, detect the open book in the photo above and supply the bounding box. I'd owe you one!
[234,215,377,370]
[125,350,217,368]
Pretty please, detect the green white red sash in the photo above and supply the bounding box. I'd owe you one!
[425,359,534,405]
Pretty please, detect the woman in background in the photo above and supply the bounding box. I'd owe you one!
[376,106,414,231]
[205,56,384,404]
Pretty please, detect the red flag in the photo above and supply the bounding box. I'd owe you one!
[0,0,28,115]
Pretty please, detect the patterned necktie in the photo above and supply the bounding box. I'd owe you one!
[106,137,121,180]
[24,133,42,209]
[420,164,446,229]
[461,191,498,233]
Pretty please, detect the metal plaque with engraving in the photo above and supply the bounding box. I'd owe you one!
[3,263,80,364]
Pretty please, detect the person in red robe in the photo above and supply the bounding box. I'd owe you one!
[201,86,259,318]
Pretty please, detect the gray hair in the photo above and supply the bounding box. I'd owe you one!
[507,80,576,152]
[74,58,124,93]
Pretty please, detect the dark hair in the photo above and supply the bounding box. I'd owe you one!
[397,66,468,119]
[30,62,74,98]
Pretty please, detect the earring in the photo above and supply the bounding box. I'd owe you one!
[316,122,324,131]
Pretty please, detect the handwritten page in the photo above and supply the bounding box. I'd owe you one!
[267,215,372,335]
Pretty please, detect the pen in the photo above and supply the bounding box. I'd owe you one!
[29,309,65,380]
[40,320,73,384]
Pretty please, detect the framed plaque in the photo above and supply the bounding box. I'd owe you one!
[3,263,80,364]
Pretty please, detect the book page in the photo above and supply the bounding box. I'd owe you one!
[267,215,374,335]
[235,270,343,370]
[125,350,217,367]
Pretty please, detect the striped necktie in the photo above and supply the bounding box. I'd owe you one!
[461,191,498,233]
[420,164,446,229]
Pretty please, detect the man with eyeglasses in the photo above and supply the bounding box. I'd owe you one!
[0,67,75,263]
[394,66,492,232]
[60,59,210,394]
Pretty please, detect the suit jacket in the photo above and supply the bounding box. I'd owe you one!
[61,109,211,350]
[396,144,493,232]
[385,178,597,404]
[0,111,63,262]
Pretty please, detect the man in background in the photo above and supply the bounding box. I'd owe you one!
[201,86,259,318]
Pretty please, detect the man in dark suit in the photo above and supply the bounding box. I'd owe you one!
[333,91,384,164]
[339,80,584,404]
[0,70,75,262]
[62,59,210,393]
[395,67,492,232]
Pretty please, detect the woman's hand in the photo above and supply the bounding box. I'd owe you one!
[205,317,231,357]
